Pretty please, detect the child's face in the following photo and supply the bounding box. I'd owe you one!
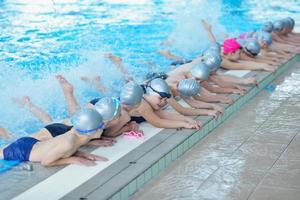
[146,95,167,110]
[106,115,122,128]
[225,49,241,61]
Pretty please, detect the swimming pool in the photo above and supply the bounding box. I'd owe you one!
[0,0,299,145]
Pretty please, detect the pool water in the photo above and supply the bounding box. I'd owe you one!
[0,0,299,145]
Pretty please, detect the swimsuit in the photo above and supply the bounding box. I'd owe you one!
[130,116,146,124]
[89,98,101,105]
[171,59,192,66]
[44,123,73,137]
[3,137,39,161]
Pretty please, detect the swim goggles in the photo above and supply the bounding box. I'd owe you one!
[147,84,171,99]
[244,47,258,57]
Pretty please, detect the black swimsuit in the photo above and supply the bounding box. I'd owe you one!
[89,98,101,105]
[44,123,73,137]
[130,116,146,124]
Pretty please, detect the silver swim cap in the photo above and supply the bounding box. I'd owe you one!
[203,51,222,72]
[244,39,261,56]
[178,79,201,97]
[273,20,284,32]
[71,108,104,134]
[286,17,295,29]
[262,22,273,33]
[120,82,143,106]
[284,17,294,29]
[206,42,221,54]
[190,62,210,80]
[146,78,171,98]
[255,31,273,46]
[94,97,121,121]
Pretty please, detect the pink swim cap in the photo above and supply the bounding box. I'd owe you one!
[223,38,241,54]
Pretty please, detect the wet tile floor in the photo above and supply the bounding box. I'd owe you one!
[132,62,300,200]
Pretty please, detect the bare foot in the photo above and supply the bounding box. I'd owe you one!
[12,96,31,108]
[158,49,171,57]
[56,75,74,94]
[81,75,107,92]
[105,53,122,65]
[0,127,12,139]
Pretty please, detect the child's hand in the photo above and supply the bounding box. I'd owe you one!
[207,110,219,119]
[75,152,108,162]
[72,157,96,166]
[229,88,245,95]
[127,122,139,131]
[262,64,277,73]
[201,19,212,31]
[184,120,202,130]
[220,96,234,104]
[212,104,225,114]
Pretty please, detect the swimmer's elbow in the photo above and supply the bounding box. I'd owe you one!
[41,159,53,167]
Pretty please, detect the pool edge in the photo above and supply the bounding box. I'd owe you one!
[105,55,300,200]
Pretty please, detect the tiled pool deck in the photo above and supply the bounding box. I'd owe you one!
[1,56,299,200]
[132,57,300,200]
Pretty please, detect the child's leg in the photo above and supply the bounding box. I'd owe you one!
[81,75,107,93]
[56,75,80,116]
[105,53,133,82]
[0,127,12,139]
[158,50,183,61]
[12,96,53,125]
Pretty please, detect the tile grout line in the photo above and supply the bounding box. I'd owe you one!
[246,115,300,200]
[104,56,300,200]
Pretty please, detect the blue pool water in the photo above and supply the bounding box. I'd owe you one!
[0,0,299,145]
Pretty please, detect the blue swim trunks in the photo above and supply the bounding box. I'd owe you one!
[3,137,39,161]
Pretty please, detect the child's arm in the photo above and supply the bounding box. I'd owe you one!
[155,109,202,129]
[167,97,219,118]
[182,97,224,114]
[194,88,233,104]
[221,59,276,72]
[201,82,245,95]
[139,102,198,129]
[240,53,278,66]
